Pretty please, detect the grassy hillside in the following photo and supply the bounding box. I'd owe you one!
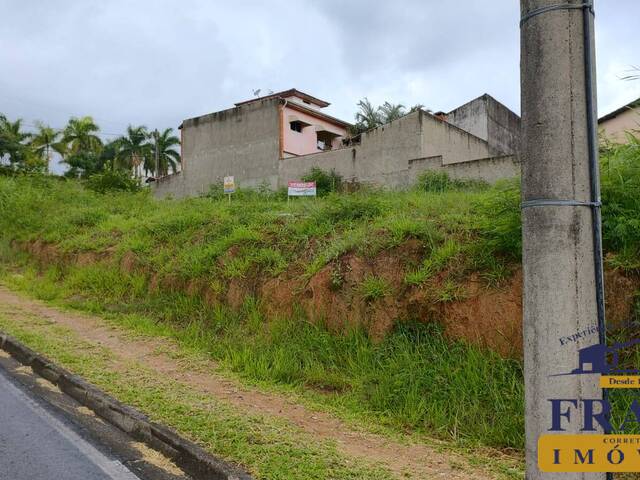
[0,142,638,453]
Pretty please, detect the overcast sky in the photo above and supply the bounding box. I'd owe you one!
[2,0,639,171]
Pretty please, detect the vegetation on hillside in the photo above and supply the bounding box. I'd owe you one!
[0,139,638,453]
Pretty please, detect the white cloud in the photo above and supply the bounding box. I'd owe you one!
[0,0,637,150]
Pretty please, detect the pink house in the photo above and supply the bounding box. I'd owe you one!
[235,89,351,158]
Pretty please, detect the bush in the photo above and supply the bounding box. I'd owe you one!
[302,167,343,196]
[417,170,487,192]
[474,179,522,260]
[601,137,640,269]
[86,170,140,193]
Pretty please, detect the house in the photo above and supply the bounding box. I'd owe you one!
[599,97,640,143]
[235,89,351,157]
[154,89,521,198]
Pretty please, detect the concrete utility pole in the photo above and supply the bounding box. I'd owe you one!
[520,1,604,479]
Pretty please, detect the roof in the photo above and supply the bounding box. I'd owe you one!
[235,89,330,108]
[284,100,352,129]
[599,97,640,123]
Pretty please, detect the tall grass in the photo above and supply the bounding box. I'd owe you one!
[0,149,638,452]
[1,261,525,449]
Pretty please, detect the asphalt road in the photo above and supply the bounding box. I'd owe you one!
[0,367,140,480]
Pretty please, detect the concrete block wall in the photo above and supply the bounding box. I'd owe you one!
[420,111,491,165]
[155,99,281,198]
[279,109,518,188]
[440,154,520,183]
[279,111,423,188]
[447,94,521,156]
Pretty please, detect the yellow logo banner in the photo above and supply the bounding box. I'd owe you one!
[539,435,640,472]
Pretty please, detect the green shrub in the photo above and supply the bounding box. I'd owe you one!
[86,170,140,193]
[601,137,640,269]
[302,167,343,196]
[417,171,487,193]
[473,179,522,260]
[417,171,452,192]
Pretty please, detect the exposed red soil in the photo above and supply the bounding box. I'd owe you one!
[14,240,640,358]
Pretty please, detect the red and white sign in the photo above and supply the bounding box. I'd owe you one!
[288,181,316,197]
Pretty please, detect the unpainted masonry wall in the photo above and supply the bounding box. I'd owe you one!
[447,94,521,156]
[154,99,280,198]
[279,110,516,188]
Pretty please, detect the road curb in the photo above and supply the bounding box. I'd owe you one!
[0,332,253,480]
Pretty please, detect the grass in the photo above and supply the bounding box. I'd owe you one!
[0,262,525,453]
[0,143,638,461]
[359,275,391,301]
[0,311,397,480]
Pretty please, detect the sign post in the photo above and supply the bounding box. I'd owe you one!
[223,176,235,203]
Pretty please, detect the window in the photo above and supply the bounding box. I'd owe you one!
[316,130,339,151]
[290,121,304,132]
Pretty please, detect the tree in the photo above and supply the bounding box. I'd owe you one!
[0,116,32,167]
[99,139,121,171]
[352,98,426,135]
[115,125,151,177]
[59,116,103,177]
[621,65,640,82]
[30,122,61,168]
[61,116,102,156]
[150,128,181,177]
[353,98,382,133]
[379,102,406,123]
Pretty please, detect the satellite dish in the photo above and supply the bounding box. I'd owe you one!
[253,89,261,97]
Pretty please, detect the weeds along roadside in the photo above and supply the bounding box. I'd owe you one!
[0,142,638,452]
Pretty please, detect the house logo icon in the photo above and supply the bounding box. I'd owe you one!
[552,339,640,376]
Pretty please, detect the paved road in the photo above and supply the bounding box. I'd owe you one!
[0,367,140,480]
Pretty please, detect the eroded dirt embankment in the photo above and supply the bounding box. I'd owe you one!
[19,239,640,358]
[0,285,506,480]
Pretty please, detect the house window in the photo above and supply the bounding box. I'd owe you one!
[290,121,304,133]
[316,130,339,151]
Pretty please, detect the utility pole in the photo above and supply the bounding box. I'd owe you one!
[520,1,604,479]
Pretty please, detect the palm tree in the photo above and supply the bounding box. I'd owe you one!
[379,102,406,123]
[99,139,121,171]
[150,128,181,177]
[0,116,32,166]
[115,125,151,177]
[61,116,102,156]
[621,65,640,81]
[59,116,103,177]
[30,122,61,166]
[354,98,382,133]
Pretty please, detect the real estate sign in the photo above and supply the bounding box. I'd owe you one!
[223,176,235,194]
[288,181,316,197]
